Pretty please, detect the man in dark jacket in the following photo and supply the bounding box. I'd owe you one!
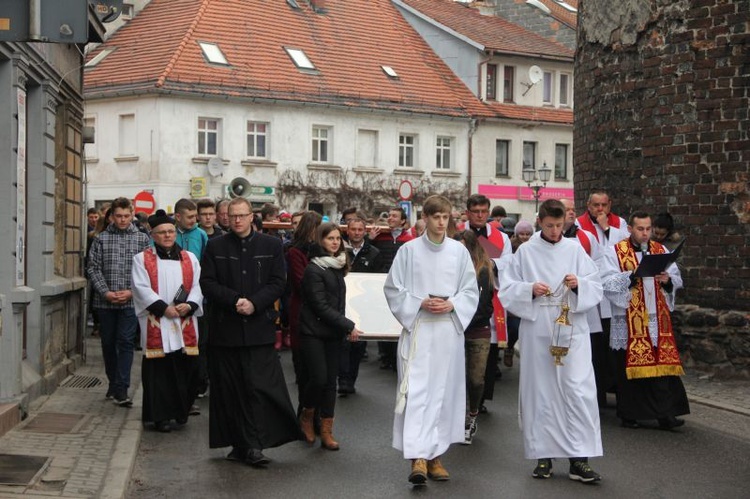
[338,217,382,395]
[200,198,299,467]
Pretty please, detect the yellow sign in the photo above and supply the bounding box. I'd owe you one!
[190,177,207,198]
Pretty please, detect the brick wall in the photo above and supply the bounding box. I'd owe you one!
[575,0,749,311]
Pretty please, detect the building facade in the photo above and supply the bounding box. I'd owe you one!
[0,8,105,435]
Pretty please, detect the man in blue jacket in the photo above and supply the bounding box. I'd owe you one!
[174,198,208,262]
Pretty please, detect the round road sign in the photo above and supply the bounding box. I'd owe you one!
[398,180,413,201]
[133,191,156,215]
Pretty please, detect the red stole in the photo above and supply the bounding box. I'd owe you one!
[485,227,508,347]
[577,213,622,242]
[143,248,199,359]
[613,240,684,379]
[576,228,592,256]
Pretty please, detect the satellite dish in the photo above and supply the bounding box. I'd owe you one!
[207,157,225,177]
[528,65,543,84]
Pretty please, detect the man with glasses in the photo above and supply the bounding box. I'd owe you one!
[200,198,299,467]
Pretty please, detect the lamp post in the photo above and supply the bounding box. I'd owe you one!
[522,161,552,213]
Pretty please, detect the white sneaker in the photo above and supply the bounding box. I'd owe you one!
[468,415,478,437]
[463,425,473,445]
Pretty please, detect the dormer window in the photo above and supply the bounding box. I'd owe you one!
[199,42,229,66]
[85,48,115,68]
[285,47,316,70]
[382,66,399,79]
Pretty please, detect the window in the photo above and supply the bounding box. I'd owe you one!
[357,129,378,167]
[246,121,268,158]
[85,48,114,68]
[198,42,229,65]
[118,114,136,156]
[312,126,331,162]
[555,144,569,179]
[399,134,416,168]
[436,136,453,170]
[198,118,220,156]
[83,116,96,159]
[523,141,536,170]
[495,140,509,176]
[122,2,134,18]
[382,66,399,79]
[559,73,571,106]
[285,47,316,70]
[486,64,497,100]
[543,71,553,104]
[503,66,515,102]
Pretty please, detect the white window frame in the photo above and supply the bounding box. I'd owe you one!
[558,72,571,107]
[398,133,417,168]
[555,143,569,179]
[198,117,221,156]
[435,136,453,170]
[495,139,510,176]
[246,121,269,159]
[286,47,316,70]
[118,113,136,157]
[503,65,515,103]
[122,2,134,18]
[312,125,332,163]
[543,71,554,104]
[523,141,537,170]
[84,116,97,160]
[198,42,229,66]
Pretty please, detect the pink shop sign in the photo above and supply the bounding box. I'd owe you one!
[478,185,574,201]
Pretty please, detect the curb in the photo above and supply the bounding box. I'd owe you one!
[686,394,750,418]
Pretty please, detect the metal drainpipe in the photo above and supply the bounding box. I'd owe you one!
[29,0,42,41]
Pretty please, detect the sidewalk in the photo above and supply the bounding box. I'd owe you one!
[0,336,144,498]
[0,336,747,498]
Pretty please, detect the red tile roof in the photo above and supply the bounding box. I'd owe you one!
[484,101,573,125]
[399,0,573,60]
[84,0,492,118]
[537,0,578,29]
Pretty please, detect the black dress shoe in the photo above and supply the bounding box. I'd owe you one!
[246,449,270,467]
[154,421,171,433]
[226,447,248,462]
[621,419,640,429]
[658,416,685,429]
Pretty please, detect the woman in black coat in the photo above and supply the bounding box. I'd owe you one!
[298,222,363,450]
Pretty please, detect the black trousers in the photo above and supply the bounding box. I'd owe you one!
[338,340,367,386]
[300,335,342,418]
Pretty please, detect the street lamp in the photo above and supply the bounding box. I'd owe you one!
[522,161,552,213]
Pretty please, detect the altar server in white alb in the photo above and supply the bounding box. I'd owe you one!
[499,199,604,484]
[132,210,203,433]
[384,195,479,487]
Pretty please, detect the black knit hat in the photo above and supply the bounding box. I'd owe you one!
[148,209,174,229]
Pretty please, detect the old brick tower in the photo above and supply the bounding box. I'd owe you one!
[574,0,749,377]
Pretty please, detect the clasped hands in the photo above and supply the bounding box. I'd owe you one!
[236,298,255,316]
[164,303,191,319]
[533,274,578,297]
[421,296,454,314]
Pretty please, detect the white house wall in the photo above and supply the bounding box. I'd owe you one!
[471,120,574,221]
[85,95,471,216]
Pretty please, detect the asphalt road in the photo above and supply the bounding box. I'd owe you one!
[127,344,750,498]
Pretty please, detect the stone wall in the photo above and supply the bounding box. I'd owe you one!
[575,0,749,377]
[673,305,750,379]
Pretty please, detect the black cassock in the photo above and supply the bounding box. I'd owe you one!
[209,344,300,450]
[142,351,198,424]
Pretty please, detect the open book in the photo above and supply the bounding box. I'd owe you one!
[633,239,684,278]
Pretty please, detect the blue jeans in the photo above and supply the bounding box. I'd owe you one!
[97,307,137,397]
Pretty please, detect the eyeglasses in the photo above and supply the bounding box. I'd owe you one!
[229,213,252,220]
[152,229,176,236]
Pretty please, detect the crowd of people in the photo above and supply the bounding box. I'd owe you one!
[83,189,687,487]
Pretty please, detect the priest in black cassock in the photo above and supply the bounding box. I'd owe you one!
[200,198,300,467]
[132,210,203,433]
